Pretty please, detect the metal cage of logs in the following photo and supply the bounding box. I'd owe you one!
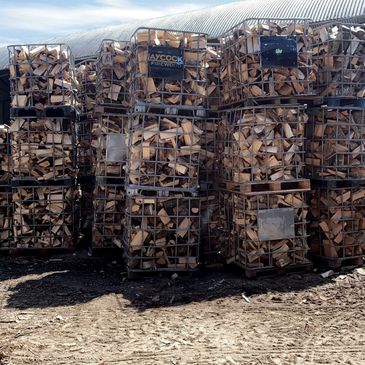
[9,117,76,181]
[129,27,208,109]
[220,18,315,106]
[309,184,365,266]
[206,43,222,111]
[124,194,200,272]
[0,125,11,184]
[12,181,76,249]
[76,58,97,114]
[8,44,77,109]
[312,23,365,98]
[0,187,12,249]
[96,40,131,109]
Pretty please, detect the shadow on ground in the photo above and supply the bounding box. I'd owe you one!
[0,252,337,311]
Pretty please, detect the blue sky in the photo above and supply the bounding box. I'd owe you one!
[0,0,234,46]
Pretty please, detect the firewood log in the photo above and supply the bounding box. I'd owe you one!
[0,189,12,248]
[12,185,75,248]
[130,28,207,107]
[312,23,365,97]
[96,40,131,107]
[0,126,11,183]
[127,114,202,190]
[76,59,97,113]
[231,191,309,268]
[8,44,77,109]
[92,183,126,248]
[9,117,76,180]
[309,186,365,259]
[124,194,200,271]
[222,105,308,183]
[220,19,315,105]
[306,107,365,179]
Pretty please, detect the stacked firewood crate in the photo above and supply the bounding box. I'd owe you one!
[92,40,130,249]
[123,28,213,276]
[219,19,314,277]
[8,44,78,251]
[75,58,97,243]
[0,125,12,250]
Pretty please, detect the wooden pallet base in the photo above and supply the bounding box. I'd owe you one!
[313,255,364,269]
[126,268,198,280]
[93,104,128,116]
[1,247,76,258]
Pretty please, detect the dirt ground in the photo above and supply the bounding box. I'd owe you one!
[0,253,364,365]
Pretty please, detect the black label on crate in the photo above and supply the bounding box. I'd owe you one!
[148,46,184,80]
[260,36,298,68]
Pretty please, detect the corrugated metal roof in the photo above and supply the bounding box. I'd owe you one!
[1,0,365,68]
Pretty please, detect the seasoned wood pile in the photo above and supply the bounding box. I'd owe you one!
[130,28,208,108]
[93,115,128,179]
[0,188,12,248]
[96,40,131,108]
[76,58,97,113]
[221,105,308,184]
[124,195,200,271]
[309,186,365,259]
[92,183,126,248]
[12,184,75,248]
[206,44,222,111]
[306,107,365,179]
[312,23,365,97]
[8,44,77,108]
[230,191,309,269]
[9,117,76,181]
[127,113,203,190]
[220,19,315,105]
[0,126,11,183]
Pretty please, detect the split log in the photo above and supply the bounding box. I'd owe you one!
[309,186,365,259]
[10,117,76,180]
[130,28,207,107]
[96,40,130,107]
[127,114,202,190]
[0,189,12,248]
[76,59,97,113]
[8,44,77,109]
[222,105,308,183]
[12,185,75,248]
[232,191,309,268]
[0,126,11,183]
[312,23,365,97]
[220,19,315,105]
[92,183,126,248]
[306,107,365,179]
[124,195,200,271]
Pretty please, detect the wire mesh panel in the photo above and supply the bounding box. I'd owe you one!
[130,27,208,108]
[220,18,315,106]
[92,182,126,248]
[127,113,203,192]
[10,117,76,181]
[94,115,129,179]
[312,23,365,98]
[0,125,11,184]
[221,105,308,186]
[0,187,12,249]
[8,44,77,108]
[232,191,309,270]
[306,107,365,179]
[12,183,76,248]
[309,186,365,261]
[124,195,200,272]
[76,58,97,114]
[206,43,222,111]
[96,40,131,109]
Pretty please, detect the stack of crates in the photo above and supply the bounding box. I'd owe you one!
[124,28,211,276]
[0,125,12,250]
[75,58,97,243]
[219,18,314,277]
[92,40,130,249]
[307,22,365,268]
[8,44,78,251]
